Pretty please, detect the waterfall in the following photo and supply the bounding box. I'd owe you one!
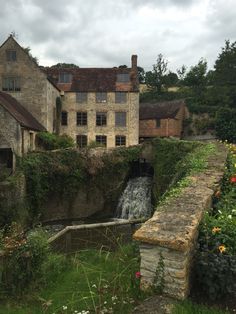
[116,177,153,220]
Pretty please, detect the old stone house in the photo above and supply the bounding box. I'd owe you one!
[139,100,189,140]
[0,35,60,133]
[44,56,139,148]
[0,91,45,170]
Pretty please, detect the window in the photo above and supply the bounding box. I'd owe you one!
[115,92,127,103]
[58,72,72,83]
[96,135,107,147]
[77,112,87,126]
[76,92,87,103]
[6,50,17,61]
[115,112,126,127]
[96,92,107,103]
[61,111,68,126]
[96,112,107,126]
[117,73,130,82]
[156,119,161,128]
[2,77,20,91]
[115,136,126,146]
[77,135,87,148]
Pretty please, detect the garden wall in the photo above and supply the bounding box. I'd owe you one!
[133,143,227,299]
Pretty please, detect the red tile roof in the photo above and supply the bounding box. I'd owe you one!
[0,92,46,131]
[140,100,186,120]
[43,67,139,92]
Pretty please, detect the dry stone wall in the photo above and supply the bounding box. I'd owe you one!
[133,144,227,299]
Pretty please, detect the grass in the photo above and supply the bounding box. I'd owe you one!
[173,300,229,314]
[0,244,144,314]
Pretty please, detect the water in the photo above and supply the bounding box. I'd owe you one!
[116,176,153,220]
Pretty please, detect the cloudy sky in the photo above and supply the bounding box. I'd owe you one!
[0,0,235,72]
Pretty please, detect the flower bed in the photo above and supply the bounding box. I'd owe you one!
[195,142,236,300]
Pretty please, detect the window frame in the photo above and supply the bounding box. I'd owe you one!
[76,92,88,103]
[61,111,68,126]
[6,50,17,62]
[117,73,130,83]
[77,112,87,126]
[76,135,87,148]
[58,72,72,83]
[115,112,126,127]
[2,77,21,92]
[96,92,107,103]
[156,119,161,128]
[96,112,107,126]
[115,135,126,146]
[96,135,107,147]
[115,92,127,103]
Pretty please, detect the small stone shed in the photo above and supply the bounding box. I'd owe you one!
[139,100,189,140]
[0,91,45,171]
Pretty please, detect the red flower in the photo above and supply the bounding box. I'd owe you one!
[135,271,141,279]
[230,176,236,183]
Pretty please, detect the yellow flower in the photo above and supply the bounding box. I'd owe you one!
[218,245,226,254]
[212,227,221,234]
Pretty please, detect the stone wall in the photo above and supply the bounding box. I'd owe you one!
[61,91,139,148]
[0,36,59,132]
[133,144,227,299]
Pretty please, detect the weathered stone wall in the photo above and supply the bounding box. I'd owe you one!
[133,144,227,299]
[61,91,139,148]
[0,36,59,132]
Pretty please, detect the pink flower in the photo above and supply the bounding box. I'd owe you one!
[135,271,141,279]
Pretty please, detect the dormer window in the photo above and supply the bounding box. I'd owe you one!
[58,72,72,83]
[117,73,130,83]
[6,50,17,61]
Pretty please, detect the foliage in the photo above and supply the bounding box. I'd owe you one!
[145,54,168,93]
[153,253,165,293]
[137,66,145,83]
[0,224,50,295]
[22,46,38,65]
[173,300,229,314]
[49,63,79,68]
[36,131,75,150]
[0,244,145,314]
[195,143,236,300]
[215,108,236,143]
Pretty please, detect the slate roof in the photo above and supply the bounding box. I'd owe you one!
[139,100,186,120]
[43,67,139,92]
[0,92,45,131]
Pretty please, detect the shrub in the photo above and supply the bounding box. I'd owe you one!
[0,223,50,295]
[36,132,75,150]
[215,108,236,143]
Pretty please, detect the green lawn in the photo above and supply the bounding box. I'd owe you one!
[173,300,229,314]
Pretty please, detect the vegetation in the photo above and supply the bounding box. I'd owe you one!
[0,241,144,314]
[36,132,75,150]
[195,142,236,300]
[173,300,228,314]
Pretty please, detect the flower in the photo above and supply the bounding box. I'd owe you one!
[230,176,236,183]
[218,245,226,254]
[135,271,141,279]
[212,227,221,234]
[62,305,68,310]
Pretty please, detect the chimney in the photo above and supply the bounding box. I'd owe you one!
[131,55,138,69]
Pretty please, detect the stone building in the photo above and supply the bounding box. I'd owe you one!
[0,91,45,170]
[139,100,189,140]
[0,35,60,133]
[44,56,139,148]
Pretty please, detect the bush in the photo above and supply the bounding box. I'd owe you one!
[36,132,75,150]
[0,224,50,295]
[215,108,236,143]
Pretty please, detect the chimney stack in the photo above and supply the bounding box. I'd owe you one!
[131,55,138,69]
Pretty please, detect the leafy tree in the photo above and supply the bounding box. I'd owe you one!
[118,65,128,68]
[163,71,178,87]
[145,54,168,93]
[137,66,145,83]
[215,108,236,143]
[177,65,187,84]
[50,63,79,68]
[23,47,38,65]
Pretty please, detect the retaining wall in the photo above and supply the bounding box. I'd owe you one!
[133,144,227,299]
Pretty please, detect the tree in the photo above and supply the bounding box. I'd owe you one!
[137,66,145,84]
[50,63,79,68]
[163,71,178,87]
[23,47,38,65]
[145,54,168,93]
[177,65,187,85]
